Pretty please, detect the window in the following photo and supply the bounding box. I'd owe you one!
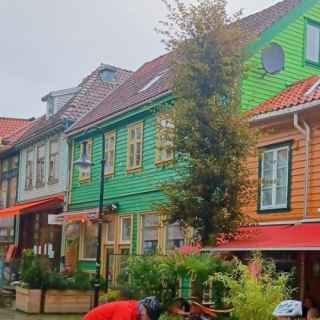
[48,139,59,184]
[259,143,291,211]
[0,216,14,242]
[127,123,143,170]
[25,149,34,190]
[156,115,174,163]
[142,214,159,254]
[0,180,8,208]
[36,144,45,188]
[79,140,92,182]
[8,177,17,206]
[120,217,131,244]
[82,223,97,260]
[106,217,115,244]
[105,132,116,175]
[166,223,185,250]
[100,69,116,82]
[305,20,320,65]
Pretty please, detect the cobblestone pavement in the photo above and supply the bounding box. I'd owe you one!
[0,308,82,320]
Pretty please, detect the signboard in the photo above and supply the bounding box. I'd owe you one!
[48,214,63,225]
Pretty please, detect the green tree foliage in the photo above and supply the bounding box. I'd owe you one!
[157,0,257,245]
[214,255,292,320]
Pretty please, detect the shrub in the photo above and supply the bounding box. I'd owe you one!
[214,255,292,320]
[99,289,122,304]
[117,252,231,308]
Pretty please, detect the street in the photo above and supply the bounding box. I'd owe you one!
[0,308,82,320]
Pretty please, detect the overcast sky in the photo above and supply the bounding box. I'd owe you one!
[0,0,280,119]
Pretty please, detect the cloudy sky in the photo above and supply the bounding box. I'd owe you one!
[0,0,280,119]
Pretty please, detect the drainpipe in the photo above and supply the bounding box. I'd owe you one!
[293,113,311,219]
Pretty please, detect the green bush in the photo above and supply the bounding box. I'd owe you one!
[214,255,292,320]
[99,289,122,303]
[117,252,231,308]
[20,249,45,289]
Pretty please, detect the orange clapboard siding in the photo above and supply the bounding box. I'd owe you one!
[245,111,320,223]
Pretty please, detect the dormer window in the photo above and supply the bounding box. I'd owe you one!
[100,69,116,83]
[47,97,54,118]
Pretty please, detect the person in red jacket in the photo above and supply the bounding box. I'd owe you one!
[83,296,161,320]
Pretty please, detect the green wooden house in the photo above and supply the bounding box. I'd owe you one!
[64,0,320,273]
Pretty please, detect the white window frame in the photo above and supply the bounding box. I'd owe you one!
[141,214,160,255]
[78,139,92,182]
[48,138,59,184]
[105,131,116,176]
[25,148,34,190]
[260,145,290,211]
[36,144,46,188]
[305,20,320,65]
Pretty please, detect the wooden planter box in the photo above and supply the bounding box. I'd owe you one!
[16,286,42,314]
[44,289,93,314]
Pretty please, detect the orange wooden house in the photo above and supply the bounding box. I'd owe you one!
[208,76,320,303]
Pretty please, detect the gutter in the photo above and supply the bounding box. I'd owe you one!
[293,113,311,219]
[66,90,172,138]
[251,99,320,123]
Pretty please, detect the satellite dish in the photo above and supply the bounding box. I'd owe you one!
[261,43,285,75]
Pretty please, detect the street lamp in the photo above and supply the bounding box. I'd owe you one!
[75,129,105,308]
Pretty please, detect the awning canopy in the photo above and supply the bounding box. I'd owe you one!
[57,210,97,223]
[0,195,64,218]
[204,223,320,252]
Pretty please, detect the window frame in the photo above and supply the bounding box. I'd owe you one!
[119,216,132,245]
[155,114,174,164]
[305,19,320,67]
[25,148,34,191]
[48,138,59,184]
[78,139,93,183]
[258,141,292,214]
[141,213,160,255]
[127,122,144,172]
[165,222,185,251]
[80,222,97,261]
[36,144,46,188]
[104,131,116,176]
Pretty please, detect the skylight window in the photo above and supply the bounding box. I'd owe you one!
[100,69,116,83]
[139,68,169,92]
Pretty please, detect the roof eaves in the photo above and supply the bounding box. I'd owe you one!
[66,90,172,138]
[250,98,320,123]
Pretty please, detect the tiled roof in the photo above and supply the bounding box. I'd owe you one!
[239,0,301,43]
[68,0,303,133]
[248,76,320,118]
[68,54,172,132]
[17,64,132,146]
[0,117,32,140]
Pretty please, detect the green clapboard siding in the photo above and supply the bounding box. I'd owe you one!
[70,107,177,213]
[78,260,95,272]
[241,1,320,110]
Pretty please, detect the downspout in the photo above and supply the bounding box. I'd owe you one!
[293,113,311,219]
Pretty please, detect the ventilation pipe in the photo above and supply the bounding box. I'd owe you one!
[293,113,311,219]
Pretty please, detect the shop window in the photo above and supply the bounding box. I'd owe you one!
[127,122,143,171]
[166,223,185,250]
[105,132,116,175]
[305,20,320,65]
[48,139,59,184]
[259,142,291,212]
[25,149,34,190]
[142,214,159,254]
[156,115,174,163]
[120,217,131,244]
[0,216,14,242]
[82,223,97,260]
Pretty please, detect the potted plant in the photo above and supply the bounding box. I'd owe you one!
[43,270,94,314]
[16,249,44,314]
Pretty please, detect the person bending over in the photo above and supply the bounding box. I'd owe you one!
[83,296,161,320]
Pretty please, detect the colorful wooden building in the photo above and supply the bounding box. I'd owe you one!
[209,76,320,303]
[0,65,131,270]
[64,0,320,274]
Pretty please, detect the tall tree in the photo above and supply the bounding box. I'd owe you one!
[157,0,256,245]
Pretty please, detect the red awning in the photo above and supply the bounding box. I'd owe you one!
[0,196,64,218]
[205,223,320,252]
[57,210,97,222]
